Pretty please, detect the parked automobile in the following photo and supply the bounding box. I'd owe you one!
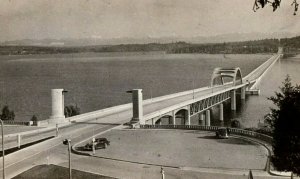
[216,127,229,139]
[95,138,110,148]
[83,137,110,151]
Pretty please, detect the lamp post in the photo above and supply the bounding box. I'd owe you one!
[161,166,165,179]
[63,139,72,179]
[62,89,69,122]
[190,79,195,100]
[150,86,153,101]
[0,118,5,179]
[193,80,195,100]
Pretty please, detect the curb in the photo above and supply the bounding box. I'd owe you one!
[230,135,293,177]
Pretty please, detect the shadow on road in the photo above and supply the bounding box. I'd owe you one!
[12,164,115,179]
[71,121,121,125]
[184,131,211,134]
[197,135,217,139]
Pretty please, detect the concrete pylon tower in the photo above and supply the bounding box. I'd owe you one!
[130,89,144,124]
[49,89,66,123]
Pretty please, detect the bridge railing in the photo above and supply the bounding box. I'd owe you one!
[139,124,272,144]
[243,54,280,83]
[3,120,33,126]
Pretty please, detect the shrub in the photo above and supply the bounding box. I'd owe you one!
[231,120,241,128]
[64,105,80,117]
[0,105,15,120]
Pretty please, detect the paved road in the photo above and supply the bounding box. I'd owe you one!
[75,130,268,170]
[0,116,127,178]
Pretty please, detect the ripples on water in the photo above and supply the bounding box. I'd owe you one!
[0,52,275,126]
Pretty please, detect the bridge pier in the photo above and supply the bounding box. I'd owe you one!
[49,89,66,124]
[241,86,246,100]
[130,89,144,124]
[172,111,176,125]
[219,103,223,121]
[230,89,236,110]
[199,113,204,124]
[205,110,210,126]
[185,107,191,125]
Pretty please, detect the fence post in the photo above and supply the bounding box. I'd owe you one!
[56,124,59,137]
[17,134,21,148]
[92,137,95,155]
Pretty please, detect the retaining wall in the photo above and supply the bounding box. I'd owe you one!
[140,124,273,144]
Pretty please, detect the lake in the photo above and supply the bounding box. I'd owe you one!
[0,52,272,126]
[230,55,300,128]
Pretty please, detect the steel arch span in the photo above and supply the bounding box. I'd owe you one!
[211,67,243,87]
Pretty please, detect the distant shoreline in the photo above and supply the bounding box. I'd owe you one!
[0,36,299,56]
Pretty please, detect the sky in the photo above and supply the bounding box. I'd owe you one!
[0,0,299,42]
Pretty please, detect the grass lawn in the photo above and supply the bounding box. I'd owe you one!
[12,164,116,179]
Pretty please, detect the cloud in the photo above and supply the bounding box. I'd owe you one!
[0,0,299,41]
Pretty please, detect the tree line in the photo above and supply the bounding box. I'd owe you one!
[1,36,300,56]
[0,105,80,122]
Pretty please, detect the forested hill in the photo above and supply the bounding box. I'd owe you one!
[281,36,300,49]
[0,36,299,55]
[169,39,279,54]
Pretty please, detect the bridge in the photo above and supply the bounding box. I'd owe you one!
[126,53,282,127]
[45,48,282,128]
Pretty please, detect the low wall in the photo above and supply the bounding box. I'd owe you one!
[3,120,33,126]
[0,128,56,150]
[140,124,273,144]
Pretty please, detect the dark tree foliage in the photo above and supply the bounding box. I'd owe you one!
[64,105,80,117]
[31,115,38,122]
[253,0,299,15]
[0,105,15,120]
[231,120,241,128]
[266,75,300,175]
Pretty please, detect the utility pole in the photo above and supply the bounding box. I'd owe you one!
[161,167,165,179]
[0,119,5,179]
[63,139,72,179]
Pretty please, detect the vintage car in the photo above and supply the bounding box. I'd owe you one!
[95,138,110,146]
[83,137,110,151]
[216,127,229,139]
